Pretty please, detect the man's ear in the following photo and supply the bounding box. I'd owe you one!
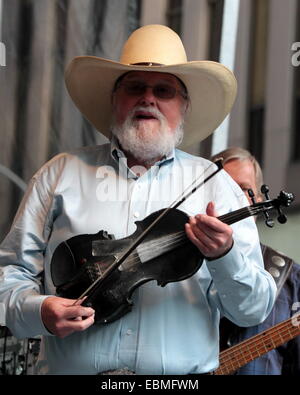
[182,98,191,119]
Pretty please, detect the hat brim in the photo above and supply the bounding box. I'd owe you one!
[65,56,237,150]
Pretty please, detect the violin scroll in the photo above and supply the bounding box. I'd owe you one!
[277,190,294,208]
[249,185,295,228]
[275,190,294,224]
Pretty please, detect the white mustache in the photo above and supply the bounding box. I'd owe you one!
[129,106,166,123]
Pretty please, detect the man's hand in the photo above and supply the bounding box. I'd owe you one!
[41,296,95,338]
[185,201,233,259]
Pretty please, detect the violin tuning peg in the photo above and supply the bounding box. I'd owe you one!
[247,189,256,204]
[263,209,274,228]
[276,205,287,224]
[261,184,271,200]
[277,214,287,224]
[265,218,275,228]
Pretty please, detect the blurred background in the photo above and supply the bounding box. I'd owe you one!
[0,0,299,262]
[0,0,300,375]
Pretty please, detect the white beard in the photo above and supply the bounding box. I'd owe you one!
[111,106,184,165]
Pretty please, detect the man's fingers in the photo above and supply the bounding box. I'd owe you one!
[41,296,96,338]
[55,314,95,338]
[72,296,88,306]
[185,223,204,251]
[64,305,95,320]
[194,214,226,233]
[186,209,233,259]
[186,223,219,255]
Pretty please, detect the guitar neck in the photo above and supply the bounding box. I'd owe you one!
[215,317,300,375]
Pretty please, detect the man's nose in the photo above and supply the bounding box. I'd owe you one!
[138,86,156,105]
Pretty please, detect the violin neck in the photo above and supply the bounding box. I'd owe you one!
[139,206,259,261]
[218,205,260,225]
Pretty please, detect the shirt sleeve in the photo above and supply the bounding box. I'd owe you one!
[0,160,61,339]
[205,170,277,327]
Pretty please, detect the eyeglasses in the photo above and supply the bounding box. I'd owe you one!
[116,81,188,100]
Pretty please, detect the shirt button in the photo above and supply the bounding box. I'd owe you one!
[133,212,140,218]
[126,329,133,335]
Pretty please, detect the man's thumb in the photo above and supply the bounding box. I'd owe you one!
[206,201,217,217]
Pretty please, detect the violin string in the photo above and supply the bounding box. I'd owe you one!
[100,237,185,270]
[82,231,188,300]
[96,205,265,270]
[113,231,187,268]
[219,206,262,225]
[97,204,265,271]
[136,231,187,260]
[128,232,188,267]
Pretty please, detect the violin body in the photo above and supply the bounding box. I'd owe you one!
[51,208,203,324]
[51,187,294,324]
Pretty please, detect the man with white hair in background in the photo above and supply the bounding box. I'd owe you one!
[212,147,300,375]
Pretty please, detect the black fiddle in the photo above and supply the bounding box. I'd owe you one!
[51,186,294,325]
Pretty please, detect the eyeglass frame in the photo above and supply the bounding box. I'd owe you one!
[112,73,189,101]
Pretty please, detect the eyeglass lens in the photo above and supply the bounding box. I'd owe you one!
[122,82,177,99]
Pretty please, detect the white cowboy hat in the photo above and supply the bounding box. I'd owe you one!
[65,24,237,150]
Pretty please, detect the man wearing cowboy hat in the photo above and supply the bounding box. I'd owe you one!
[0,25,276,375]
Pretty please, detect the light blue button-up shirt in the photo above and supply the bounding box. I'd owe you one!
[0,142,276,374]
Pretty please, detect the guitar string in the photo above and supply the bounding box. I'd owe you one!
[219,322,299,364]
[217,319,300,373]
[219,318,298,362]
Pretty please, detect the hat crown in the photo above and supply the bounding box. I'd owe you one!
[120,24,188,66]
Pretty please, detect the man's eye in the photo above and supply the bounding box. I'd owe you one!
[156,85,169,92]
[127,83,144,93]
[155,85,175,98]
